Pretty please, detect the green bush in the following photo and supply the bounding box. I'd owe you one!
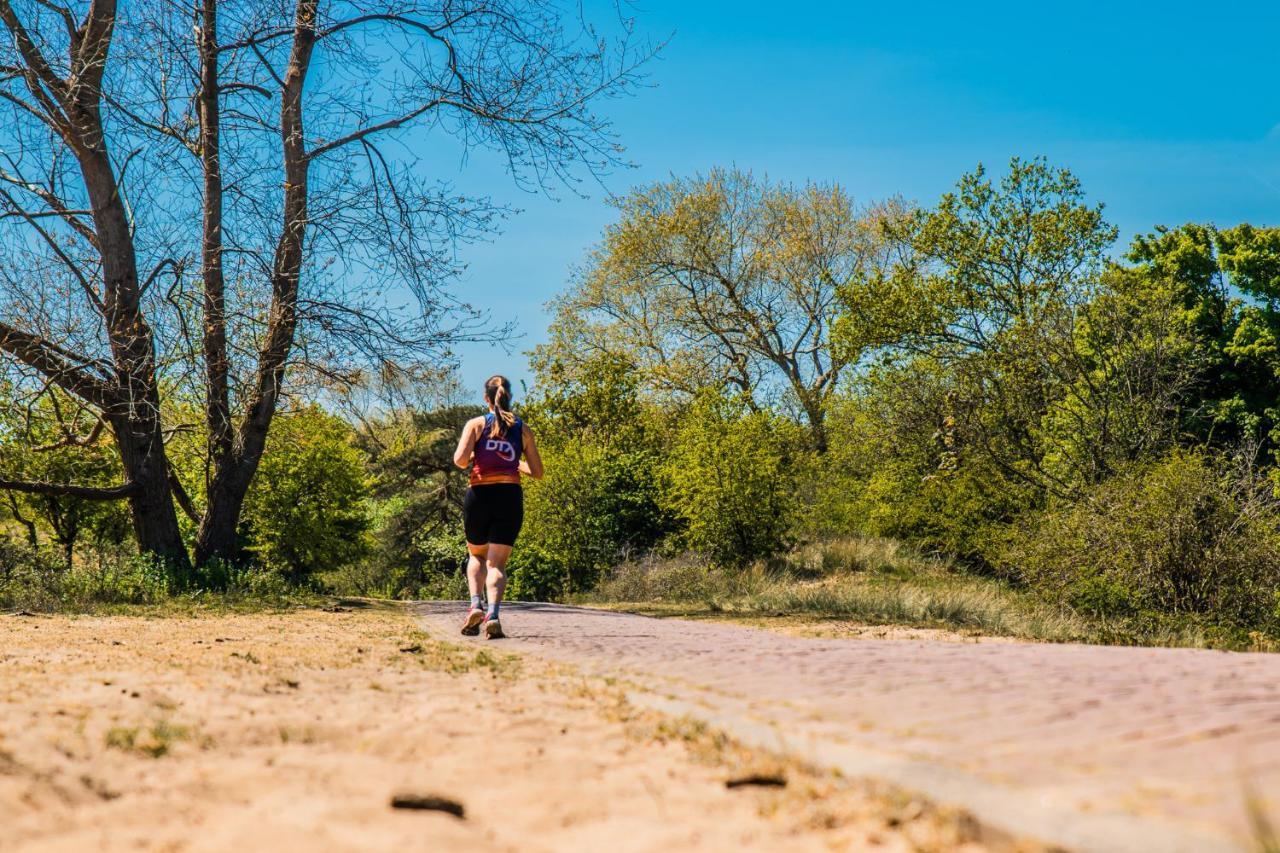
[517,356,677,596]
[326,526,468,600]
[0,543,169,611]
[242,407,372,582]
[519,438,673,596]
[659,392,801,566]
[505,545,569,601]
[589,553,722,603]
[997,451,1280,624]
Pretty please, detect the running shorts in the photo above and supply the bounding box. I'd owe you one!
[463,483,524,547]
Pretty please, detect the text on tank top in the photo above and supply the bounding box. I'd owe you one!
[471,413,522,486]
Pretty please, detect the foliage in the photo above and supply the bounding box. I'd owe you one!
[354,405,475,588]
[7,156,1280,641]
[0,0,654,572]
[515,354,676,598]
[1124,222,1280,452]
[539,168,909,450]
[241,407,371,583]
[996,450,1280,625]
[0,390,132,565]
[658,391,802,566]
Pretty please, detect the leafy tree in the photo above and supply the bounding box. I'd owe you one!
[866,158,1125,498]
[354,405,475,587]
[1124,222,1280,451]
[514,354,675,597]
[241,407,370,582]
[813,359,1035,562]
[0,389,130,566]
[540,168,908,451]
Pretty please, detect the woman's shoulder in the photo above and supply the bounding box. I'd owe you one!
[465,414,488,431]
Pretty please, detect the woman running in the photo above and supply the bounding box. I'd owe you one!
[453,374,543,639]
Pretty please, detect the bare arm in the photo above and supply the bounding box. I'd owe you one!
[453,417,483,470]
[519,427,545,479]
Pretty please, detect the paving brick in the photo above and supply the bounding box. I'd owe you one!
[416,602,1280,851]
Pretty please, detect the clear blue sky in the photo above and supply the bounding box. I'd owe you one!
[439,0,1280,398]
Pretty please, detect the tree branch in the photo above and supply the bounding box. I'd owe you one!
[0,475,137,500]
[0,322,118,410]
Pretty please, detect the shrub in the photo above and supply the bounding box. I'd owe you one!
[589,552,722,603]
[242,407,372,582]
[0,542,170,611]
[505,545,569,601]
[327,526,469,600]
[659,392,801,566]
[518,437,674,597]
[996,450,1280,625]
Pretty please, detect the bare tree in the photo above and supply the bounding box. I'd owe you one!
[0,0,653,574]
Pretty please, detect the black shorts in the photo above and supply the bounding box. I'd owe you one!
[463,484,524,548]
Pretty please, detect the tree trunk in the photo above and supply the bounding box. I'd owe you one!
[62,6,191,578]
[198,0,232,478]
[112,415,190,575]
[799,394,829,454]
[193,0,315,568]
[194,456,252,567]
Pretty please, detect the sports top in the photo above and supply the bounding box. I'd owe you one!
[470,412,523,486]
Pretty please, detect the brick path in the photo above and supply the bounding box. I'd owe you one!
[414,602,1280,852]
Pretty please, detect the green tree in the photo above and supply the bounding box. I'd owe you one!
[0,390,130,567]
[859,158,1125,500]
[342,405,476,596]
[513,354,675,598]
[1124,222,1280,451]
[241,407,371,583]
[540,168,908,451]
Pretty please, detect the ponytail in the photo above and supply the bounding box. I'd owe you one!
[484,375,516,439]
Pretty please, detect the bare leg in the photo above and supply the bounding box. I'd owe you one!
[485,544,512,607]
[466,551,487,600]
[460,549,488,636]
[483,544,513,638]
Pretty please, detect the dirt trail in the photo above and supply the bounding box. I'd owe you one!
[416,602,1280,852]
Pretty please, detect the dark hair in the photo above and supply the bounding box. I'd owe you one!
[485,375,515,439]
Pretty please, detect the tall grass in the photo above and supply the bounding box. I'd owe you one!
[583,537,1256,650]
[0,542,321,615]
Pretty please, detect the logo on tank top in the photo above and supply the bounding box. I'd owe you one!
[485,438,517,462]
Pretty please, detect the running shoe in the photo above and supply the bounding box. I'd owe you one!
[460,608,485,637]
[483,617,505,640]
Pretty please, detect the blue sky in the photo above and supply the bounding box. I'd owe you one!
[440,0,1280,398]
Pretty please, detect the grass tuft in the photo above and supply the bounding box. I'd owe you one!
[104,720,192,758]
[395,630,521,677]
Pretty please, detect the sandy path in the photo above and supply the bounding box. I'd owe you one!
[415,602,1280,852]
[1,606,990,852]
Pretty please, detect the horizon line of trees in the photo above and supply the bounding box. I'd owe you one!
[5,145,1280,632]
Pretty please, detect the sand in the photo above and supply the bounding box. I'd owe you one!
[0,605,988,852]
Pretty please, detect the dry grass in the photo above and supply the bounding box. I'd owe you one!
[583,537,1256,650]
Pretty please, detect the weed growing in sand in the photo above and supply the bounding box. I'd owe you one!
[277,725,319,745]
[396,631,521,677]
[104,720,192,758]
